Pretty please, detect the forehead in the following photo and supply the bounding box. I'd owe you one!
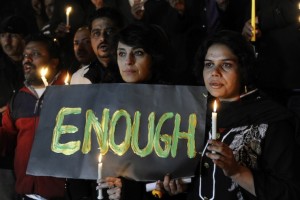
[44,0,54,6]
[74,29,90,40]
[117,42,132,49]
[24,41,48,52]
[206,44,236,59]
[91,17,115,30]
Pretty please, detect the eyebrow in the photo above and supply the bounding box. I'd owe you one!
[204,58,237,62]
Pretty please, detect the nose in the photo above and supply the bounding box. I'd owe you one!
[125,53,135,65]
[211,66,221,77]
[23,54,33,63]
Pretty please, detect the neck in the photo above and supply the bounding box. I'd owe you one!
[98,57,110,68]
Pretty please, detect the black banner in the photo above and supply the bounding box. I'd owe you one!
[27,83,207,181]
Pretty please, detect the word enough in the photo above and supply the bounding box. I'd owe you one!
[51,108,198,158]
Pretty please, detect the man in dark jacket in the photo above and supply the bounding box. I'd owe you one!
[0,15,28,200]
[0,34,66,200]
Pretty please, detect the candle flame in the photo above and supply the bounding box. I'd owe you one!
[64,72,69,85]
[98,154,102,163]
[213,100,217,112]
[298,3,300,9]
[66,7,72,15]
[40,67,48,77]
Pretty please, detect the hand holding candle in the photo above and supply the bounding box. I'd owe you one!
[211,100,217,140]
[98,154,103,200]
[66,6,72,27]
[251,0,256,41]
[40,67,49,87]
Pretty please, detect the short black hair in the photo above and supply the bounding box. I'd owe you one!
[116,23,170,82]
[0,15,29,36]
[25,34,61,60]
[194,30,256,90]
[89,7,125,30]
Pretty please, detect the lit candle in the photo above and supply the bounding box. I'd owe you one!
[251,0,256,42]
[40,67,48,87]
[64,72,69,85]
[211,100,217,140]
[98,154,103,200]
[66,7,72,26]
[298,3,300,9]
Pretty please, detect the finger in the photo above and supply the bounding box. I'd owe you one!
[108,187,121,200]
[175,179,184,193]
[169,179,177,195]
[97,182,109,189]
[163,174,171,192]
[97,178,106,184]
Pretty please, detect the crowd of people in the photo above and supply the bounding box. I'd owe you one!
[0,0,300,200]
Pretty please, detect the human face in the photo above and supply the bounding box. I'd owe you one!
[44,0,55,20]
[74,28,95,65]
[203,44,241,101]
[91,17,117,62]
[0,33,25,60]
[23,41,58,87]
[31,0,42,15]
[117,42,152,83]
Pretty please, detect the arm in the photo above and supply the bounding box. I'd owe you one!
[0,105,18,157]
[252,121,300,199]
[206,140,256,195]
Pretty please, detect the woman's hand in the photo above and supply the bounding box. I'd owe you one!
[242,18,261,41]
[206,139,256,195]
[206,139,239,177]
[54,22,71,38]
[156,174,187,196]
[97,177,122,200]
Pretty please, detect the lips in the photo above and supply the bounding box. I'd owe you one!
[23,63,35,74]
[209,81,223,88]
[98,43,108,51]
[122,69,136,74]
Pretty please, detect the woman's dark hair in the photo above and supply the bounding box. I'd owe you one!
[194,30,256,91]
[115,22,170,83]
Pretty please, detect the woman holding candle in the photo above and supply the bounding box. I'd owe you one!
[96,23,188,200]
[175,30,300,200]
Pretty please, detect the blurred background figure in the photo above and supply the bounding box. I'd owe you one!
[85,7,124,83]
[0,18,28,199]
[70,26,96,84]
[242,0,300,106]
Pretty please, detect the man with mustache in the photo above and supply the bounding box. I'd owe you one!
[70,26,96,84]
[0,15,28,200]
[0,34,66,200]
[84,7,124,83]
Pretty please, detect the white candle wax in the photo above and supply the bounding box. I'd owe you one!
[98,154,103,199]
[211,100,217,140]
[64,73,69,85]
[40,68,49,87]
[41,77,48,87]
[66,7,72,26]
